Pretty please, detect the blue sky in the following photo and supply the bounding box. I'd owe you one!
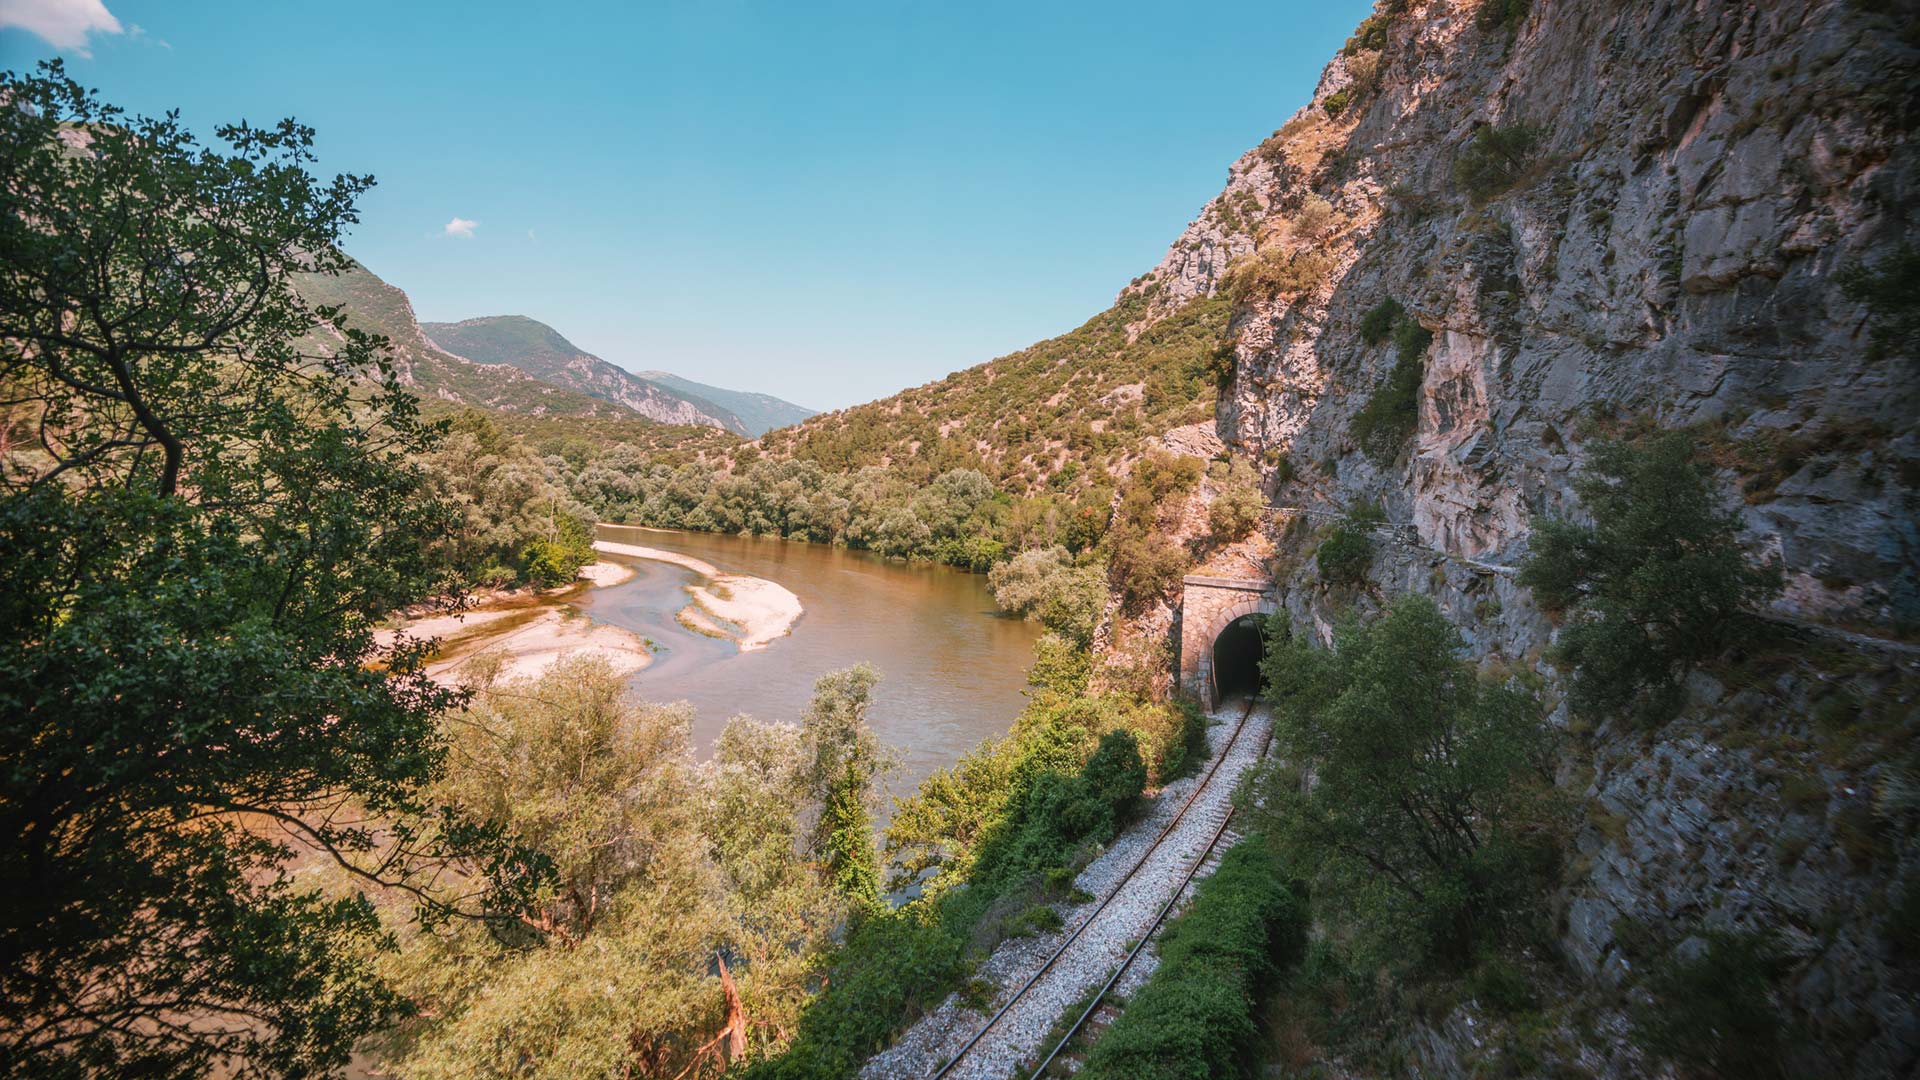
[2,0,1371,411]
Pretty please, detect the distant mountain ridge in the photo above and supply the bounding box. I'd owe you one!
[423,316,814,437]
[637,371,816,438]
[294,262,631,418]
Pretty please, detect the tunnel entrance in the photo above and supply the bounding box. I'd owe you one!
[1210,613,1268,703]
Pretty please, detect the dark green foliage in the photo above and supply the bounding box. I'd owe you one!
[1322,89,1353,117]
[1350,308,1432,462]
[1159,699,1213,780]
[1315,515,1377,585]
[741,910,968,1080]
[820,764,883,912]
[965,730,1148,903]
[1632,930,1793,1079]
[0,63,539,1075]
[1452,123,1545,203]
[1358,298,1406,345]
[1078,839,1306,1080]
[520,512,596,587]
[1341,7,1398,55]
[1518,434,1783,726]
[1476,0,1531,31]
[1252,598,1558,969]
[1837,243,1920,362]
[1469,956,1537,1015]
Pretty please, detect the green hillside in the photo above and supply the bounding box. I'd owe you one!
[760,291,1232,493]
[294,263,631,418]
[423,315,748,433]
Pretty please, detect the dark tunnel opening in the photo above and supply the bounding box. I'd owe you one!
[1211,614,1268,703]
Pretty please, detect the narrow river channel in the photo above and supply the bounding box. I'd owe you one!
[580,525,1043,804]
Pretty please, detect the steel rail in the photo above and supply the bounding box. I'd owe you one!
[1024,706,1275,1078]
[929,695,1261,1079]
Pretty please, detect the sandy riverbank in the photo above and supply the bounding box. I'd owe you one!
[592,538,804,651]
[379,560,653,685]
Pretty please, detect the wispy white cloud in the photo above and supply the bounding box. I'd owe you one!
[443,217,479,239]
[526,228,537,242]
[0,0,124,57]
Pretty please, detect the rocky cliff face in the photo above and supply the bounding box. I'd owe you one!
[1108,0,1919,1073]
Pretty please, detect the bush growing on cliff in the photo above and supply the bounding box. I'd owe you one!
[1358,297,1407,345]
[1250,598,1558,969]
[1315,503,1383,585]
[1107,450,1203,612]
[1632,929,1793,1079]
[1350,311,1433,462]
[1518,433,1782,726]
[1207,458,1266,544]
[1838,242,1920,363]
[1452,122,1545,203]
[1221,247,1334,306]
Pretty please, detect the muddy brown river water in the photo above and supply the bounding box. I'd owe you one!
[582,525,1043,804]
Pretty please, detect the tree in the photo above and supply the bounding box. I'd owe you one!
[373,657,738,1080]
[988,545,1107,645]
[1251,597,1556,967]
[1518,433,1782,725]
[799,666,894,908]
[0,64,537,1076]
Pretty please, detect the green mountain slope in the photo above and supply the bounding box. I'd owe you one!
[759,292,1231,492]
[637,371,816,438]
[423,315,776,435]
[294,263,630,418]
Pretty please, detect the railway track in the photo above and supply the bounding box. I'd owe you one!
[916,695,1268,1080]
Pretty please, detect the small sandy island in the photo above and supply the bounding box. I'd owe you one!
[379,560,653,685]
[593,538,804,651]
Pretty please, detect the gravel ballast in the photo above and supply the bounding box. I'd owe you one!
[860,699,1274,1080]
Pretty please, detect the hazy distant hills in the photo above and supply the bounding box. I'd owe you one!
[423,316,815,438]
[637,371,816,439]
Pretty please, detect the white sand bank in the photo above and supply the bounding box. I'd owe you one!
[592,539,803,651]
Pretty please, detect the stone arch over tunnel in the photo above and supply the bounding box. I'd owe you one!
[1178,575,1278,710]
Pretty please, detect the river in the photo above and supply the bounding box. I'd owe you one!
[582,525,1043,803]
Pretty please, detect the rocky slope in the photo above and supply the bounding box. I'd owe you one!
[635,371,816,438]
[294,261,633,418]
[422,315,782,434]
[1092,0,1918,1074]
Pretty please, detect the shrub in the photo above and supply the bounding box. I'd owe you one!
[1350,314,1432,462]
[1632,930,1792,1079]
[1315,514,1376,585]
[1476,0,1530,31]
[1158,698,1212,780]
[1291,194,1341,242]
[1222,248,1333,306]
[1077,839,1306,1080]
[1358,297,1406,345]
[1322,89,1353,117]
[741,909,967,1079]
[1517,433,1783,726]
[1837,243,1920,362]
[1207,458,1265,544]
[1452,123,1544,203]
[1252,598,1558,969]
